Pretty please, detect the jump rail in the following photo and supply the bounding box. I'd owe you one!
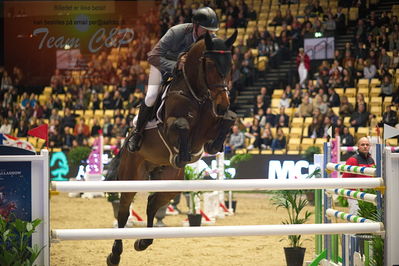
[51,178,384,193]
[325,163,377,177]
[51,223,384,241]
[340,147,357,152]
[325,188,377,205]
[326,208,375,223]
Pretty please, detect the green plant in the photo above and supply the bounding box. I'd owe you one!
[272,190,312,247]
[0,216,44,266]
[184,166,206,214]
[106,192,120,202]
[67,146,91,166]
[302,146,321,163]
[357,189,383,266]
[224,153,252,179]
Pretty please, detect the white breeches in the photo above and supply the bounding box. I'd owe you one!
[144,65,163,107]
[298,63,308,87]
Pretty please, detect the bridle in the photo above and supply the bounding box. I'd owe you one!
[182,48,232,117]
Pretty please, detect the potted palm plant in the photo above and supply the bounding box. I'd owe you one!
[184,166,205,226]
[224,153,252,212]
[272,189,312,266]
[302,146,321,205]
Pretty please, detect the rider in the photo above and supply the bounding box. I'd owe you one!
[128,7,219,152]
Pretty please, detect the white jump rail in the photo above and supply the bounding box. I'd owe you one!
[325,163,377,177]
[326,208,375,223]
[51,178,384,193]
[51,223,384,241]
[325,188,377,205]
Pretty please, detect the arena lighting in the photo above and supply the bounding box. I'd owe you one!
[315,32,323,38]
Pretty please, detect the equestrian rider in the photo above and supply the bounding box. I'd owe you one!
[128,7,219,152]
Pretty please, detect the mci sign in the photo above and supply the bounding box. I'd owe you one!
[268,160,319,180]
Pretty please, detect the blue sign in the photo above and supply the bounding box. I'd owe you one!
[0,161,32,221]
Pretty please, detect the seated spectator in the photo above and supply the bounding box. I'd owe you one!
[260,128,273,149]
[90,118,101,137]
[296,95,313,117]
[326,107,339,125]
[290,88,302,107]
[257,39,268,56]
[255,109,266,127]
[61,107,76,129]
[103,91,115,110]
[312,107,324,124]
[61,126,75,150]
[350,103,371,129]
[16,120,29,137]
[363,59,377,80]
[322,116,333,138]
[50,69,64,94]
[279,92,291,108]
[380,75,394,98]
[48,130,62,148]
[379,105,398,127]
[390,50,399,69]
[355,93,367,111]
[271,128,286,151]
[246,119,261,150]
[74,117,90,138]
[334,117,345,136]
[327,87,340,107]
[0,118,12,134]
[339,95,354,117]
[354,58,365,79]
[378,48,391,70]
[275,107,289,127]
[264,107,276,127]
[339,126,356,160]
[255,86,271,107]
[308,117,323,138]
[228,125,245,152]
[102,116,113,137]
[340,127,355,146]
[313,94,328,114]
[270,9,284,26]
[324,13,336,32]
[253,95,266,115]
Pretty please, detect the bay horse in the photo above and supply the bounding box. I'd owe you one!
[106,31,237,266]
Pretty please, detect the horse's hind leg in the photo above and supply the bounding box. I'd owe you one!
[134,191,179,251]
[107,192,135,266]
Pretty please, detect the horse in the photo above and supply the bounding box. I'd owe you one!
[106,30,237,266]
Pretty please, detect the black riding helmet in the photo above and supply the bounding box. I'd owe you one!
[192,7,219,31]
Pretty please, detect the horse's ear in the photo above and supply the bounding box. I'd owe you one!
[205,31,213,50]
[225,30,238,48]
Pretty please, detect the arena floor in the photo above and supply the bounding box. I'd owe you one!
[50,192,316,266]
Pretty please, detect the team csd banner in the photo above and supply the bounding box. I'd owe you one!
[4,1,159,85]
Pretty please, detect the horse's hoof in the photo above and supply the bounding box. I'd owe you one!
[106,254,120,266]
[134,239,151,251]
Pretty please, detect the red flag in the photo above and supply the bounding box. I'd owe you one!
[28,124,48,141]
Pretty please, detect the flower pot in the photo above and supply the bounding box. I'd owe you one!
[225,200,237,212]
[187,213,202,226]
[284,247,306,266]
[111,200,120,219]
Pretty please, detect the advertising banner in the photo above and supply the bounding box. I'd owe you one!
[4,1,159,86]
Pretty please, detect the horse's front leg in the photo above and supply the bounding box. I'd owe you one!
[134,192,178,251]
[107,192,135,266]
[205,110,237,154]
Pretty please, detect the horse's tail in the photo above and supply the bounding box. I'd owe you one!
[105,145,126,181]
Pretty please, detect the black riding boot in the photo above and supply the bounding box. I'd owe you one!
[128,104,154,152]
